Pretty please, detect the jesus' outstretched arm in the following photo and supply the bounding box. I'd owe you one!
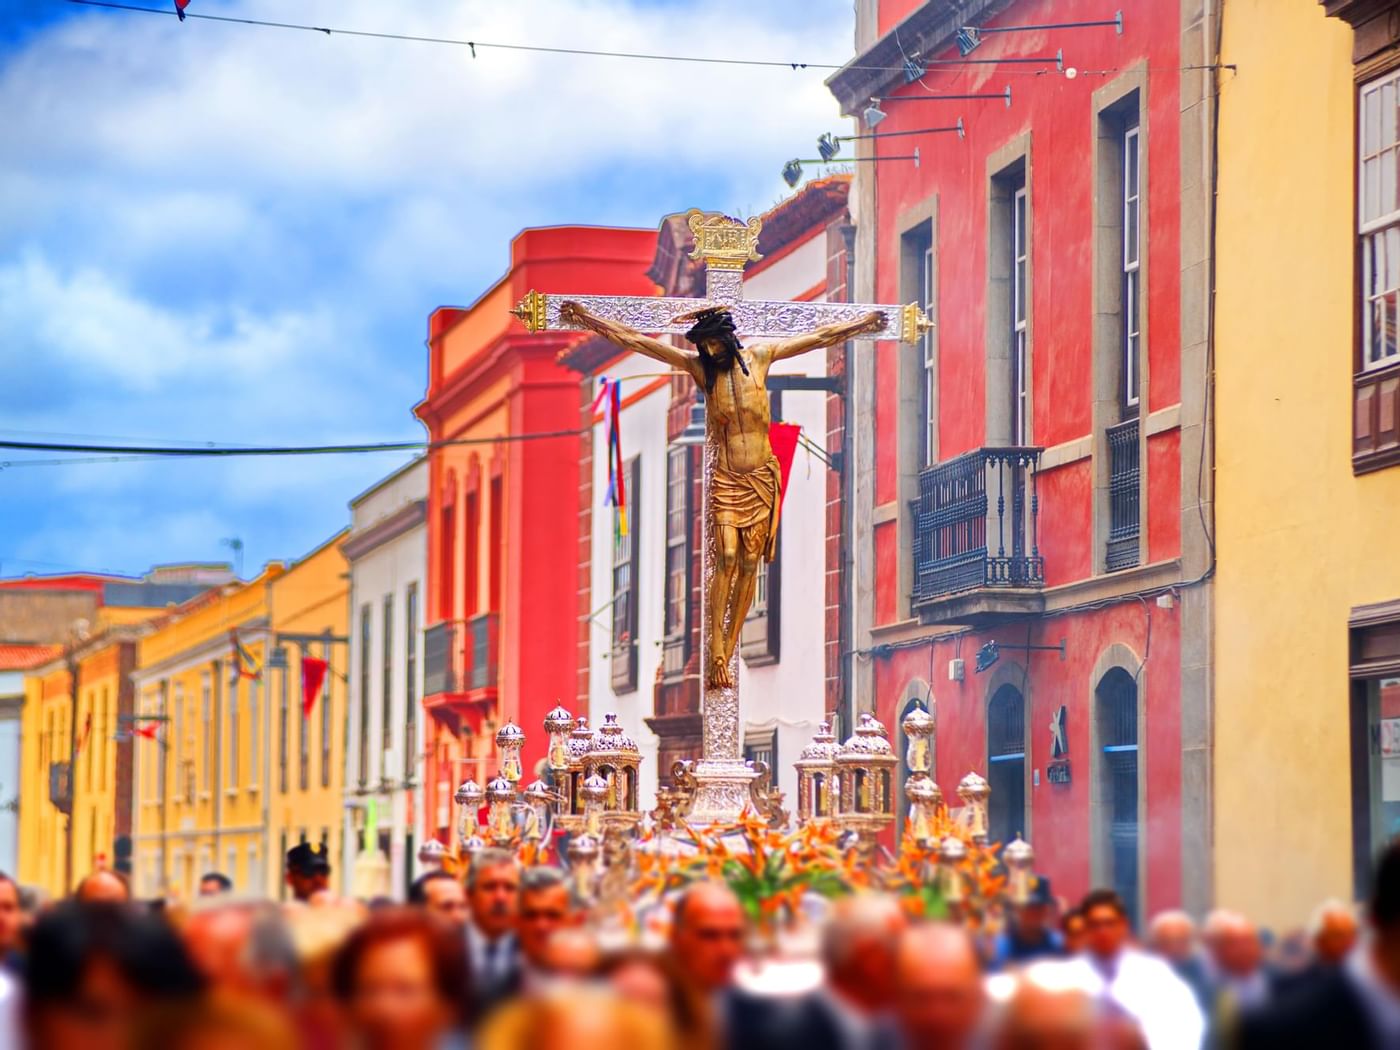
[559,301,698,376]
[767,310,888,362]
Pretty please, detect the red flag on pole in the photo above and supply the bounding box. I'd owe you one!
[769,422,802,516]
[174,0,190,20]
[301,656,329,718]
[132,723,160,741]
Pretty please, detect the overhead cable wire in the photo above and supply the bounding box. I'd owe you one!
[0,427,585,469]
[60,0,985,73]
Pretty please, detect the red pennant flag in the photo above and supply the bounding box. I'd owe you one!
[769,422,802,517]
[133,723,160,741]
[301,656,329,718]
[174,0,190,20]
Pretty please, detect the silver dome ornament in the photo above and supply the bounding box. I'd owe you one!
[939,834,968,903]
[956,771,991,845]
[834,712,897,840]
[416,838,447,870]
[901,702,936,776]
[495,721,526,783]
[486,773,516,843]
[795,721,840,823]
[1002,834,1035,905]
[543,704,575,772]
[580,772,609,838]
[586,713,642,820]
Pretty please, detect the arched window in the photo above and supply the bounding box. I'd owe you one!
[987,684,1026,848]
[1097,667,1139,921]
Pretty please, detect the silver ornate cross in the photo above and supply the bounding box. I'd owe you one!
[512,210,930,824]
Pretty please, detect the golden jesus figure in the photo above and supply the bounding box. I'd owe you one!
[560,300,886,688]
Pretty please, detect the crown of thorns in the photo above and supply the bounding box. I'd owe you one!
[674,306,741,348]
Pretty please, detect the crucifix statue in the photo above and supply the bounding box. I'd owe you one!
[512,210,930,823]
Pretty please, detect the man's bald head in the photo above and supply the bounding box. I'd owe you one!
[670,882,745,992]
[895,923,985,1047]
[74,869,130,904]
[823,894,907,1011]
[1204,910,1261,977]
[1309,900,1359,965]
[1148,910,1197,964]
[992,966,1097,1050]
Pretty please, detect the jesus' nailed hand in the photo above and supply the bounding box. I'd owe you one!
[560,300,886,689]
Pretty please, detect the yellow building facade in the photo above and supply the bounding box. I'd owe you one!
[19,621,153,898]
[263,533,349,901]
[1215,0,1400,926]
[131,567,283,900]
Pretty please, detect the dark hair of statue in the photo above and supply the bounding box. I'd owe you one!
[684,310,749,393]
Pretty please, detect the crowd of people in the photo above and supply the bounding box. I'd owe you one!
[0,837,1398,1049]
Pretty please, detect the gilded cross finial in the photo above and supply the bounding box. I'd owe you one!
[685,209,763,272]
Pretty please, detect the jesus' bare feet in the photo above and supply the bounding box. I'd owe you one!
[709,653,733,690]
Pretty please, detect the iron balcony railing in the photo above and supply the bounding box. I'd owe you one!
[467,612,499,691]
[1106,418,1141,571]
[911,446,1044,602]
[424,614,501,697]
[423,621,461,697]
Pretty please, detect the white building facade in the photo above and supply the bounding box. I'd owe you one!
[568,180,852,811]
[342,457,427,899]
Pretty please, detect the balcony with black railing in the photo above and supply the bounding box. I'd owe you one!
[1105,418,1141,571]
[910,446,1045,625]
[424,613,501,713]
[423,620,462,700]
[467,612,499,691]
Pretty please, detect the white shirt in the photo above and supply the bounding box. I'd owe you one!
[1065,949,1205,1050]
[1347,944,1400,1046]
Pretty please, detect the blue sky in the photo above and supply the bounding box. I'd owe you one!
[0,0,854,579]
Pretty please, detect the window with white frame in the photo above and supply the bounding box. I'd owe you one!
[1122,123,1142,407]
[1013,184,1031,442]
[664,446,689,639]
[405,583,418,781]
[249,677,259,788]
[1361,71,1400,372]
[227,676,239,791]
[902,223,936,467]
[200,673,211,792]
[382,594,394,778]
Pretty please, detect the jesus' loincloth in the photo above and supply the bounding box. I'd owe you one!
[711,454,782,562]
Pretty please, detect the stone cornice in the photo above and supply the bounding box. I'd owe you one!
[826,0,1015,116]
[341,500,427,563]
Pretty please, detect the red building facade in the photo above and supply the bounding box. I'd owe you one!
[415,226,656,844]
[828,0,1215,919]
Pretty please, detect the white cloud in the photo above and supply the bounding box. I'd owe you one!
[0,0,854,575]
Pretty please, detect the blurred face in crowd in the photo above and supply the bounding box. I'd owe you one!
[183,907,254,991]
[895,924,985,1048]
[1148,913,1197,964]
[670,882,745,992]
[1211,917,1262,978]
[76,871,130,904]
[469,862,520,941]
[1314,908,1359,964]
[199,876,230,898]
[1014,901,1053,941]
[345,934,454,1050]
[420,877,469,927]
[542,928,600,979]
[0,878,23,954]
[28,954,142,1050]
[519,882,573,969]
[286,868,329,903]
[1084,904,1130,961]
[1062,912,1088,955]
[609,957,672,1013]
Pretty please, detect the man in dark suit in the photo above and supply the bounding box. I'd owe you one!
[779,894,906,1050]
[1237,840,1400,1049]
[464,848,521,1022]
